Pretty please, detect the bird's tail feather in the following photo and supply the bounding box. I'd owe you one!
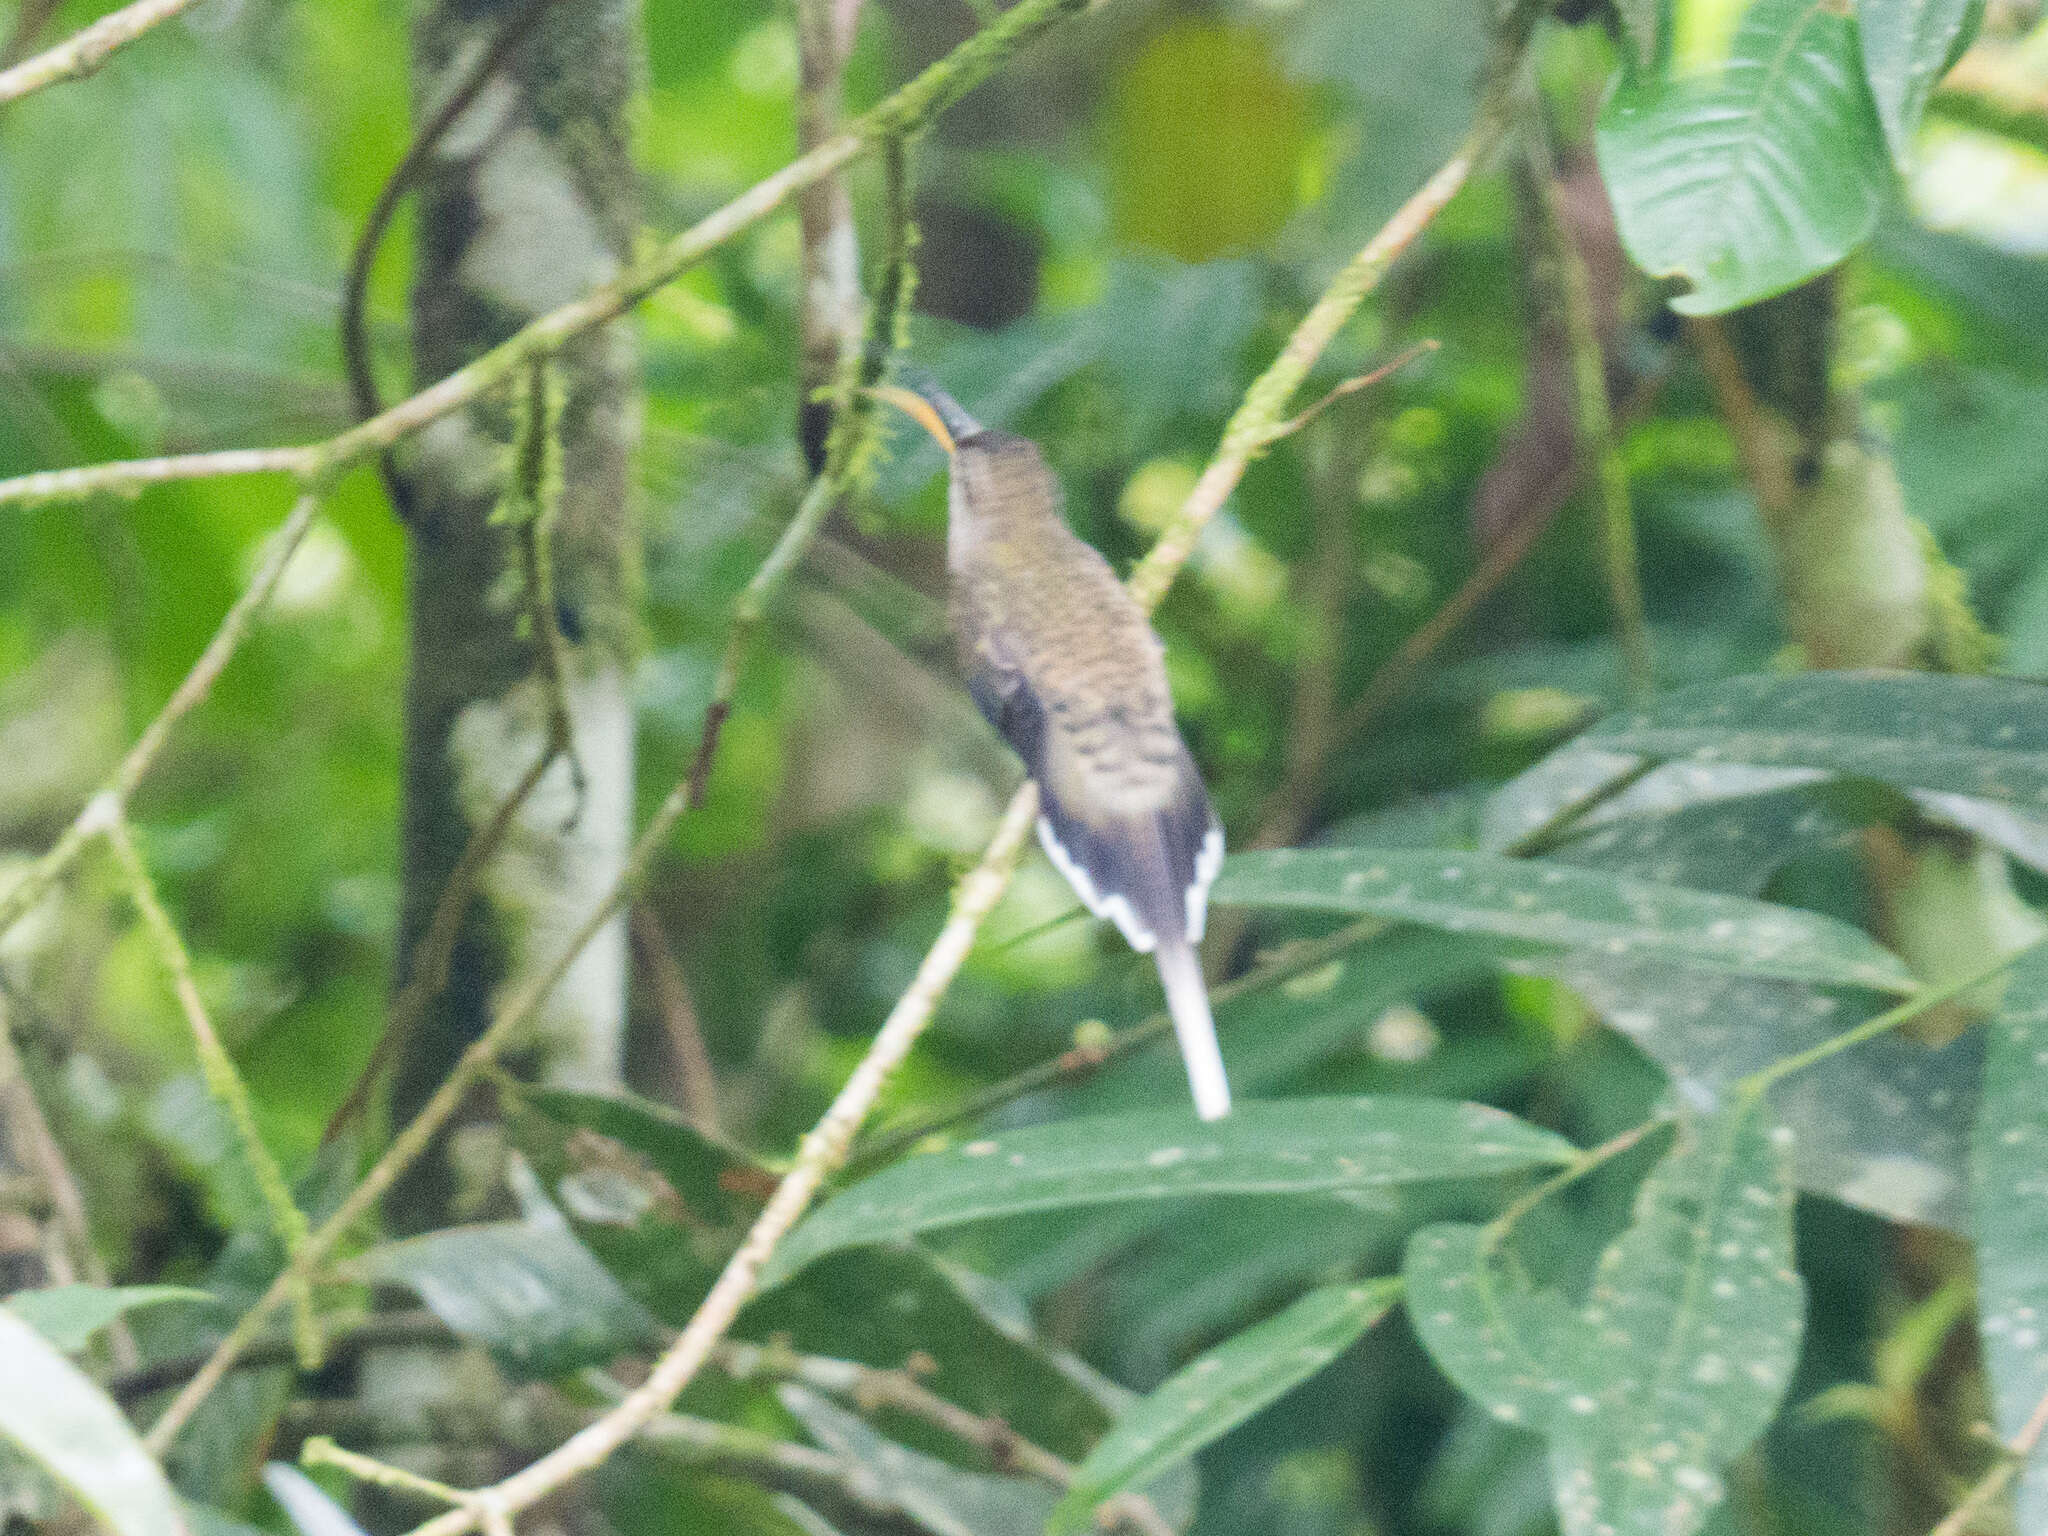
[1155,937,1230,1120]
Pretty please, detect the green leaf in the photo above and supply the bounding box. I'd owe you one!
[1213,847,1911,992]
[1595,0,1891,314]
[260,1465,370,1536]
[765,1099,1575,1287]
[739,1245,1116,1465]
[1066,924,1506,1113]
[1546,782,1850,897]
[1403,1222,1590,1432]
[4,1285,215,1353]
[1859,0,1980,169]
[0,1310,186,1536]
[1584,672,2048,807]
[518,1084,768,1226]
[1971,947,2048,1536]
[356,1212,660,1378]
[1405,1100,1805,1536]
[776,1385,1058,1536]
[1051,1279,1400,1532]
[1548,953,1978,1231]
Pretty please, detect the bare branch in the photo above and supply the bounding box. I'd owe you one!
[338,0,565,521]
[0,0,204,107]
[1524,123,1649,696]
[632,906,721,1132]
[1926,1377,2048,1536]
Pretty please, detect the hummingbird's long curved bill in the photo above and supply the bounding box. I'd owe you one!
[865,384,958,456]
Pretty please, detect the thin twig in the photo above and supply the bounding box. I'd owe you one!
[632,905,721,1133]
[0,997,135,1366]
[0,0,1092,511]
[1524,127,1649,697]
[1254,340,1439,447]
[339,0,563,520]
[1927,1382,2048,1536]
[0,0,203,107]
[0,446,315,507]
[303,1438,473,1507]
[322,739,559,1146]
[713,1341,1175,1536]
[1744,935,2048,1093]
[685,133,915,802]
[112,1309,451,1402]
[1484,1116,1671,1246]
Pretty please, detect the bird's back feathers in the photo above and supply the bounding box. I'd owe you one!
[897,373,1231,1117]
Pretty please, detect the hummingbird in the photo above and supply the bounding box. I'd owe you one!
[869,371,1231,1119]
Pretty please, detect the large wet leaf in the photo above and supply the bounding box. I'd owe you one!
[0,1310,186,1536]
[1213,847,1910,992]
[1545,949,1978,1230]
[739,1245,1116,1466]
[518,1084,768,1227]
[776,1386,1058,1536]
[4,1285,214,1353]
[1971,946,2048,1534]
[355,1210,660,1377]
[1064,923,1508,1114]
[1583,672,2048,808]
[1051,1279,1399,1532]
[1595,0,1891,314]
[1405,1099,1805,1536]
[764,1099,1575,1286]
[1859,0,1980,169]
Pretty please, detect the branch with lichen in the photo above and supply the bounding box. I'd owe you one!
[686,132,916,805]
[97,807,321,1367]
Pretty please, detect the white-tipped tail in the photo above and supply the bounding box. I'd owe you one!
[1155,938,1230,1120]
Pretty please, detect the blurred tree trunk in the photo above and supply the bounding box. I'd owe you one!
[388,0,642,1230]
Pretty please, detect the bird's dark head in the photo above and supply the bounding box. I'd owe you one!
[866,369,1059,550]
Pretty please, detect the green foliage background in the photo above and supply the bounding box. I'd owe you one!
[8,0,2048,1532]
